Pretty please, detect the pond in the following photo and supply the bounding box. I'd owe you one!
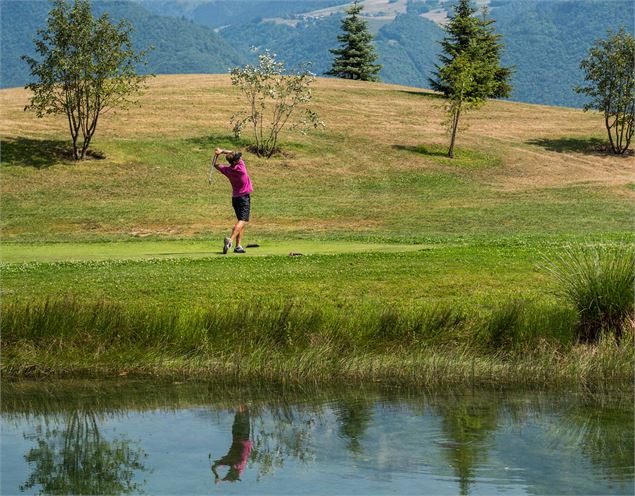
[1,381,633,495]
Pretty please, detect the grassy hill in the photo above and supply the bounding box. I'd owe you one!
[2,75,631,244]
[1,76,632,383]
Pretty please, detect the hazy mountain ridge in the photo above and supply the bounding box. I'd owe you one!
[0,0,246,88]
[2,0,633,107]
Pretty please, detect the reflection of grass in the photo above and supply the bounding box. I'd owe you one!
[393,143,502,168]
[526,137,608,154]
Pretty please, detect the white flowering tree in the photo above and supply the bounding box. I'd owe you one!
[230,51,323,158]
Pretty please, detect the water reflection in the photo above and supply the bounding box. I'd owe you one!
[249,401,319,479]
[562,398,634,482]
[211,405,252,483]
[18,407,146,494]
[335,399,373,454]
[1,382,632,495]
[434,393,500,495]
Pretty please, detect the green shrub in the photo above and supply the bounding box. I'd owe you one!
[545,244,635,342]
[480,300,525,349]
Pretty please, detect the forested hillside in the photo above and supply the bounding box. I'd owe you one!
[2,0,633,107]
[134,0,347,27]
[374,14,443,89]
[494,0,632,106]
[0,0,245,89]
[222,0,632,107]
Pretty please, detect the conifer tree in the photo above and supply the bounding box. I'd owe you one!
[326,1,382,81]
[430,0,512,158]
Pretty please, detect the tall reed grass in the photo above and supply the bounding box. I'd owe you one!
[545,243,634,342]
[2,298,632,387]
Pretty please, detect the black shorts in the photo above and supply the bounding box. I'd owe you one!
[232,194,251,221]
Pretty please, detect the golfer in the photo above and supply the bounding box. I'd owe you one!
[214,148,253,254]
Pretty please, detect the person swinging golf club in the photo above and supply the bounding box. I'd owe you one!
[214,147,253,254]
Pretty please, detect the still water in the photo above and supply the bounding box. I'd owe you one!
[1,381,633,495]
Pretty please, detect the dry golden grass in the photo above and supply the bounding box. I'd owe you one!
[2,75,631,188]
[1,75,632,241]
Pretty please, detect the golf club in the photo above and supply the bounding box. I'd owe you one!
[208,153,218,184]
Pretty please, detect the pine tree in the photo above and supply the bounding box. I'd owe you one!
[429,0,512,158]
[326,1,382,81]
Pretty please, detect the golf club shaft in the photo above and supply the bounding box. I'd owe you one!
[208,154,218,184]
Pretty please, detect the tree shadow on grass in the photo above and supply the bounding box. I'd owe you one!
[186,133,303,159]
[525,137,616,156]
[1,137,72,168]
[185,134,246,150]
[394,89,445,100]
[393,143,448,157]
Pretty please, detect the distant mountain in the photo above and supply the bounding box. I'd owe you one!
[219,0,634,107]
[374,14,443,89]
[493,0,633,106]
[221,14,342,74]
[132,0,348,28]
[2,0,634,108]
[0,0,246,89]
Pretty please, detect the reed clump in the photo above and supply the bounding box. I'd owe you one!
[2,298,632,387]
[545,243,634,342]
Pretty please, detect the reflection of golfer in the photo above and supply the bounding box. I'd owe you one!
[211,406,253,483]
[214,148,253,254]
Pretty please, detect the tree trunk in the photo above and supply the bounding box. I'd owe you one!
[72,134,79,161]
[605,111,617,154]
[448,105,461,159]
[66,107,80,161]
[80,137,90,160]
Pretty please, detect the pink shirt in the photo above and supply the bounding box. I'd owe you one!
[218,160,253,197]
[236,440,253,474]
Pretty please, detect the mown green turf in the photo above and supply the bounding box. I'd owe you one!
[1,135,632,243]
[0,239,428,263]
[1,244,553,309]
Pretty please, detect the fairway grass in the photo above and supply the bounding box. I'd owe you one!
[1,244,554,308]
[0,239,429,264]
[1,76,632,243]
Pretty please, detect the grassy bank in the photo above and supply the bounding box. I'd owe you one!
[3,298,632,387]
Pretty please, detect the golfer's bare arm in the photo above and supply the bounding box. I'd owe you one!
[213,148,233,171]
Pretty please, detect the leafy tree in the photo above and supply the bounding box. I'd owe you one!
[326,1,382,81]
[22,0,149,160]
[430,0,512,158]
[575,27,634,155]
[230,50,323,158]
